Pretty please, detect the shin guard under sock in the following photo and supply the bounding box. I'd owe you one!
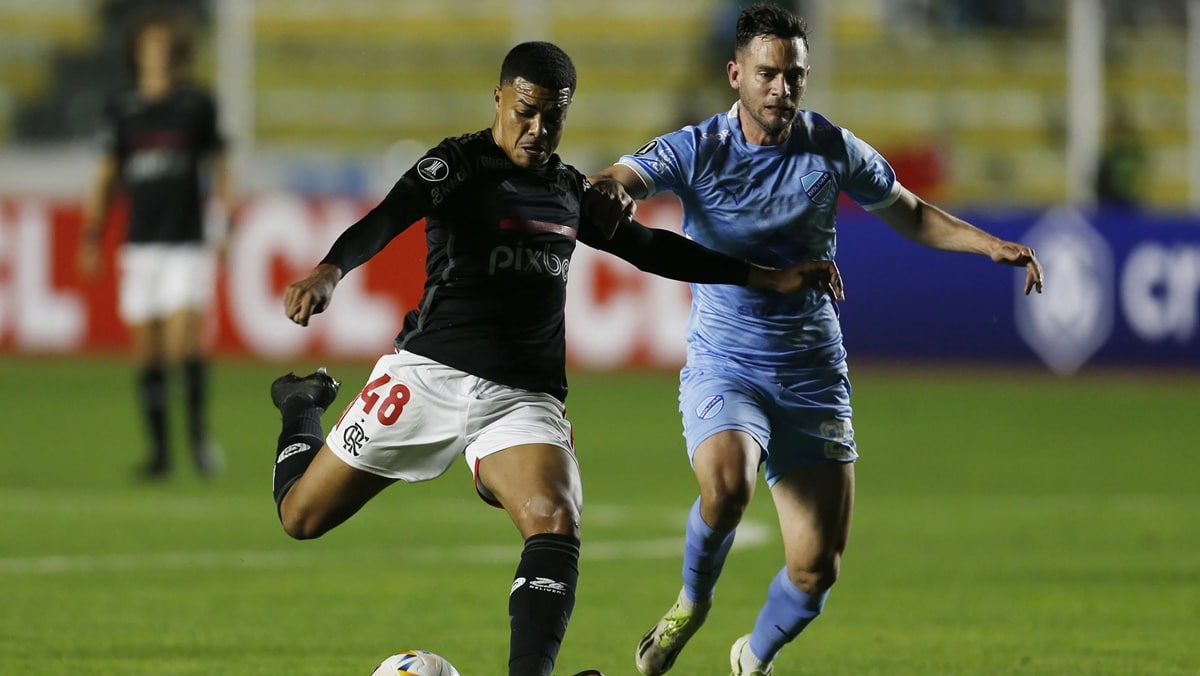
[748,567,829,663]
[508,533,580,676]
[681,496,736,603]
[272,399,325,513]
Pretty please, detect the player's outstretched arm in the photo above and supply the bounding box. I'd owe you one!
[582,217,839,297]
[283,263,342,326]
[750,260,845,300]
[988,240,1044,295]
[288,178,428,327]
[584,166,843,297]
[874,186,1044,294]
[581,218,750,285]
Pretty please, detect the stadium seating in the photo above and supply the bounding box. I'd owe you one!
[0,0,1189,208]
[0,0,98,142]
[250,0,716,162]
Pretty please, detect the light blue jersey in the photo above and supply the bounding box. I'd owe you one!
[619,103,901,475]
[619,103,901,371]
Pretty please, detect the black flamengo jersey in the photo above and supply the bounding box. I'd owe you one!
[321,129,751,401]
[101,84,224,243]
[395,130,594,400]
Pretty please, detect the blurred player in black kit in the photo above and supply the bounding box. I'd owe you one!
[268,42,843,676]
[78,7,233,479]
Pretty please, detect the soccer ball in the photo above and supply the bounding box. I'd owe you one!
[371,649,461,676]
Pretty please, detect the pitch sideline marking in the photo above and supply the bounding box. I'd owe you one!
[0,520,772,576]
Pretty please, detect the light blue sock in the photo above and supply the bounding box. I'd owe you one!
[680,497,736,603]
[748,567,829,663]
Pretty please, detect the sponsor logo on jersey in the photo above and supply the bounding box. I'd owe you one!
[633,139,658,156]
[1015,206,1114,374]
[427,165,472,206]
[510,577,526,595]
[416,156,450,182]
[489,242,571,280]
[125,149,188,182]
[479,155,513,170]
[696,395,724,419]
[801,170,834,206]
[276,442,311,464]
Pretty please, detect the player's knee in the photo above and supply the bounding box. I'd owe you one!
[787,554,841,594]
[281,517,328,541]
[511,493,581,539]
[700,481,753,530]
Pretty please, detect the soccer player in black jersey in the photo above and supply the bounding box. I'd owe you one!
[269,42,843,676]
[78,8,233,479]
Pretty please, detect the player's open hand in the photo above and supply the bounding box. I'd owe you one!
[583,178,636,239]
[991,242,1044,295]
[283,263,342,326]
[749,260,845,300]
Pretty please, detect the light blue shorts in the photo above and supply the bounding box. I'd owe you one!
[678,354,857,486]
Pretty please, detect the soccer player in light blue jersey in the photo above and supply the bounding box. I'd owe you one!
[590,4,1044,675]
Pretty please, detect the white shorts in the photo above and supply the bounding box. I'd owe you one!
[326,351,575,497]
[117,242,215,324]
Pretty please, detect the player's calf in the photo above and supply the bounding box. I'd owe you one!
[508,533,581,676]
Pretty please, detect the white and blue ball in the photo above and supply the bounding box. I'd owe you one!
[371,649,461,676]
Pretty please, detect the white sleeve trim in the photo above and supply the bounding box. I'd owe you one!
[616,158,658,197]
[861,180,903,211]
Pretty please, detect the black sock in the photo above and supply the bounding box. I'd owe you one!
[182,357,208,449]
[272,398,326,514]
[508,533,580,676]
[138,364,168,468]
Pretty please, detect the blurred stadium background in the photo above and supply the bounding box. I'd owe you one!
[1,2,1199,674]
[0,0,1197,371]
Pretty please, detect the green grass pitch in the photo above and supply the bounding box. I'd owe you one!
[1,356,1197,675]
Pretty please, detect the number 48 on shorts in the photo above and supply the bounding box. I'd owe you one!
[324,350,573,483]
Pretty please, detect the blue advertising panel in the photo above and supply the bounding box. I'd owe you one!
[834,205,1200,372]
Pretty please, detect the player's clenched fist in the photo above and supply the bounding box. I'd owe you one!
[283,263,342,326]
[583,178,637,239]
[748,260,845,300]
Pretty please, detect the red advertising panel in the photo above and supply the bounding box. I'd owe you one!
[0,194,692,368]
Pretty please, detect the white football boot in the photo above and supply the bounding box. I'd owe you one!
[729,634,774,676]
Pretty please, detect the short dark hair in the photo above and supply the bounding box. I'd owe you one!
[735,3,809,55]
[124,7,196,75]
[499,41,577,94]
